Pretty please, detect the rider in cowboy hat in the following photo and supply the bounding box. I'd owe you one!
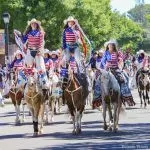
[51,51,60,73]
[44,49,54,76]
[9,49,25,72]
[62,16,85,73]
[22,18,46,72]
[96,40,135,107]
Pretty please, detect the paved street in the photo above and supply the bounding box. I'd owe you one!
[0,89,150,150]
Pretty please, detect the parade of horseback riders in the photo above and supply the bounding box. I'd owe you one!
[0,16,150,136]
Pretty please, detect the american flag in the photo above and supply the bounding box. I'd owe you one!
[14,29,24,52]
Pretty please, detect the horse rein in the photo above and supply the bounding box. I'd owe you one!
[65,75,83,110]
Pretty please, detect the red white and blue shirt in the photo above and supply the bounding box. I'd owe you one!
[62,27,80,49]
[101,50,123,69]
[23,30,44,50]
[69,57,78,73]
[44,58,53,70]
[10,59,24,71]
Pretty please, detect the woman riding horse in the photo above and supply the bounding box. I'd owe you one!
[15,18,48,89]
[62,16,86,74]
[100,40,135,106]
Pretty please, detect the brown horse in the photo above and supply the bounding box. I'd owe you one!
[24,69,45,136]
[7,70,25,124]
[64,69,89,134]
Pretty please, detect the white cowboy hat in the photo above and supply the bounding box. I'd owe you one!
[44,49,50,54]
[14,50,24,57]
[51,51,58,56]
[138,49,145,54]
[104,39,118,48]
[64,16,76,25]
[27,18,41,26]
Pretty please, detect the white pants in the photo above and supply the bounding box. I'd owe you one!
[25,49,46,72]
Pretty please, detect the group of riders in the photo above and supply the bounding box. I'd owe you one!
[0,16,149,108]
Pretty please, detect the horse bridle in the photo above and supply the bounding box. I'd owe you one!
[65,75,83,110]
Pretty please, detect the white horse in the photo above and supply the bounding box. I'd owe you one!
[45,72,62,123]
[99,69,121,132]
[86,67,95,106]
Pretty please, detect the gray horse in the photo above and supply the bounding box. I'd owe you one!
[99,69,122,132]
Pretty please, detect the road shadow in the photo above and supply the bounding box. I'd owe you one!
[21,140,150,150]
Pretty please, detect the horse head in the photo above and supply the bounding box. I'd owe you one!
[24,68,38,92]
[99,69,120,96]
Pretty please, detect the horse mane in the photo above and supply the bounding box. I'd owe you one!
[108,71,120,92]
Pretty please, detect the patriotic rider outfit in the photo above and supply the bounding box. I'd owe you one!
[21,18,48,89]
[62,16,85,73]
[44,49,54,74]
[22,19,46,73]
[9,50,24,71]
[93,40,135,108]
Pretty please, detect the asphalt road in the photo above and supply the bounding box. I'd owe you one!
[0,89,150,150]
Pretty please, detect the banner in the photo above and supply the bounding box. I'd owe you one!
[0,29,5,55]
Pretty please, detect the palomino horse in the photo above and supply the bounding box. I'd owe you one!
[136,68,150,107]
[64,69,89,134]
[7,70,26,124]
[99,69,121,132]
[24,69,45,136]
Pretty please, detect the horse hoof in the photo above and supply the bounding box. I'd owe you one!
[72,130,76,135]
[15,119,21,125]
[50,118,54,122]
[108,127,113,132]
[39,129,43,135]
[113,128,118,133]
[22,119,25,123]
[77,128,81,134]
[33,132,38,137]
[103,125,108,130]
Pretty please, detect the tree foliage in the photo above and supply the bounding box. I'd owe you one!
[0,0,143,52]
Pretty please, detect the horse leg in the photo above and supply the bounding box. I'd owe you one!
[138,89,143,107]
[45,101,49,124]
[108,103,113,131]
[142,90,146,108]
[102,100,107,130]
[33,107,40,136]
[0,91,4,107]
[72,115,76,135]
[15,105,21,124]
[113,102,119,132]
[39,104,44,134]
[76,110,81,134]
[146,88,150,104]
[22,102,26,123]
[50,98,54,122]
[58,97,62,113]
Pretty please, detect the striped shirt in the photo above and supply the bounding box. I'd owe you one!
[12,59,24,71]
[51,58,59,70]
[69,57,77,73]
[62,27,79,49]
[44,58,53,70]
[101,50,123,69]
[23,30,44,50]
